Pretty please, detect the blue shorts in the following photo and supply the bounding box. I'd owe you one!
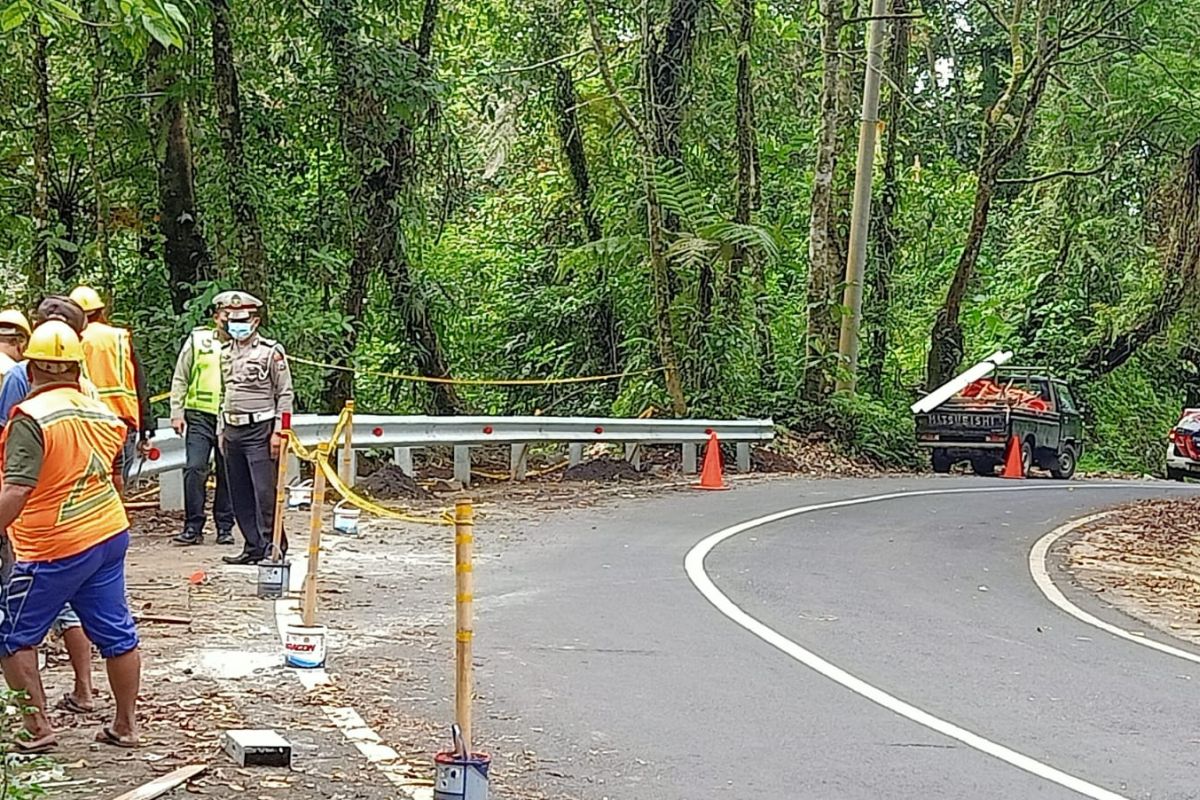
[52,604,81,635]
[0,532,138,659]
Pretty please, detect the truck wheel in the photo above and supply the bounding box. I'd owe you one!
[1020,439,1034,478]
[1049,446,1077,480]
[970,458,995,476]
[931,449,953,473]
[1167,467,1187,482]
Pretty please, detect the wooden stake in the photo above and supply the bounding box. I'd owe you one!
[111,764,207,800]
[454,498,474,755]
[339,400,355,486]
[302,443,329,627]
[270,429,290,561]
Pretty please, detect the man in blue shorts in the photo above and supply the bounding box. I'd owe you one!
[0,321,140,752]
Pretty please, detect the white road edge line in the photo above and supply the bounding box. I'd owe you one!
[684,484,1188,800]
[273,544,434,800]
[1029,512,1200,665]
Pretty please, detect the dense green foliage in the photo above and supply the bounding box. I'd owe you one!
[1,0,1199,471]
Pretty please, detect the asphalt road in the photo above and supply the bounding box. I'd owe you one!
[466,475,1200,800]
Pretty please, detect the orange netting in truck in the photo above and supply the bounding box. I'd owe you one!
[958,378,1051,412]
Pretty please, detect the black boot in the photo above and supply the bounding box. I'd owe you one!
[222,551,263,565]
[216,530,235,546]
[172,530,203,546]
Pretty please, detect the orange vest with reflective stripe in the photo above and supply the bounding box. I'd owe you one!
[80,322,139,425]
[0,385,129,562]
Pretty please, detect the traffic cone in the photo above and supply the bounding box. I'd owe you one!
[694,432,730,491]
[1001,436,1025,480]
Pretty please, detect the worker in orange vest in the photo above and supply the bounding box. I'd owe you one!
[68,287,154,485]
[0,321,141,752]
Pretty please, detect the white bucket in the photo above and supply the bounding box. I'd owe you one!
[283,623,327,669]
[286,480,313,510]
[332,500,361,536]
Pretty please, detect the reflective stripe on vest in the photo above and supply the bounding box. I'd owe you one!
[81,322,139,424]
[185,329,222,415]
[0,386,129,562]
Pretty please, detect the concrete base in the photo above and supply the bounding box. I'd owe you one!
[159,469,184,511]
[223,729,292,767]
[454,445,471,487]
[393,446,414,477]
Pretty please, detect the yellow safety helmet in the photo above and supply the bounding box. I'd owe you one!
[24,320,84,363]
[0,309,31,338]
[69,285,105,312]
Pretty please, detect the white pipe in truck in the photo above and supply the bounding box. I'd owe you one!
[910,350,1014,414]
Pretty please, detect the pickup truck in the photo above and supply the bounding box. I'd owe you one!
[914,368,1084,479]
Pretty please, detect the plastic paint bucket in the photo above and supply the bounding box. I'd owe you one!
[283,623,327,669]
[434,751,490,800]
[286,480,313,510]
[332,500,361,536]
[257,559,290,599]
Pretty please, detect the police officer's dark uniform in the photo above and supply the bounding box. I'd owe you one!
[215,292,293,565]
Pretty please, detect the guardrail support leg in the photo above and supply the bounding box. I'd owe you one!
[454,445,472,488]
[568,443,583,467]
[393,446,413,477]
[736,442,751,473]
[510,444,528,481]
[286,452,300,485]
[682,443,698,474]
[159,469,184,511]
[624,443,641,471]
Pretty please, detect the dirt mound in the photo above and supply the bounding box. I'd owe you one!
[751,447,800,472]
[357,463,434,501]
[561,457,647,483]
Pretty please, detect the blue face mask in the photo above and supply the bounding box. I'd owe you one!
[227,321,254,340]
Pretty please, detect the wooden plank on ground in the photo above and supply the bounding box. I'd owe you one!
[110,764,207,800]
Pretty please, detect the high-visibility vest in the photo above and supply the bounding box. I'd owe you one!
[0,385,129,562]
[80,322,139,425]
[184,329,222,415]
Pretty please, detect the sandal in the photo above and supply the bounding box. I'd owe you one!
[55,694,95,714]
[95,725,138,749]
[12,732,57,754]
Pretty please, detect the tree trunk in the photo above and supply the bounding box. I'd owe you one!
[30,33,50,299]
[1078,142,1200,377]
[863,0,909,394]
[803,0,844,400]
[148,43,211,315]
[550,60,619,372]
[319,0,461,414]
[211,0,268,301]
[86,26,111,292]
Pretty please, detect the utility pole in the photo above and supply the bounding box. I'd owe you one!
[834,0,888,393]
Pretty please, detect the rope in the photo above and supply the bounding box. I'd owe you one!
[316,454,452,526]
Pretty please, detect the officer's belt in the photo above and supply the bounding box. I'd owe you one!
[222,411,276,426]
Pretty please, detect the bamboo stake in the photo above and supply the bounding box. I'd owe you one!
[270,429,290,561]
[339,400,354,486]
[454,498,475,754]
[302,443,329,627]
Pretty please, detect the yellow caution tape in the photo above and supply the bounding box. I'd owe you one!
[286,353,665,387]
[315,450,452,526]
[455,631,473,641]
[150,391,170,404]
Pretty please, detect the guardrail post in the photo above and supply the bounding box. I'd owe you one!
[682,443,698,474]
[286,452,300,485]
[510,444,528,481]
[393,446,414,477]
[624,443,641,471]
[568,443,583,467]
[454,445,472,488]
[736,442,751,473]
[159,469,184,511]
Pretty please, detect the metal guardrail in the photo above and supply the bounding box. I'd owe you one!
[140,414,775,509]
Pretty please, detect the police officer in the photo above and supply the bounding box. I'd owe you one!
[215,292,293,565]
[169,303,235,546]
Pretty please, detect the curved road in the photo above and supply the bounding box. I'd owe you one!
[474,476,1200,799]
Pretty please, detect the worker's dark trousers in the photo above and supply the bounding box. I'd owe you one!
[223,420,286,558]
[183,410,235,536]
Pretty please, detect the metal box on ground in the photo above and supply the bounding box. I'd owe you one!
[223,729,292,767]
